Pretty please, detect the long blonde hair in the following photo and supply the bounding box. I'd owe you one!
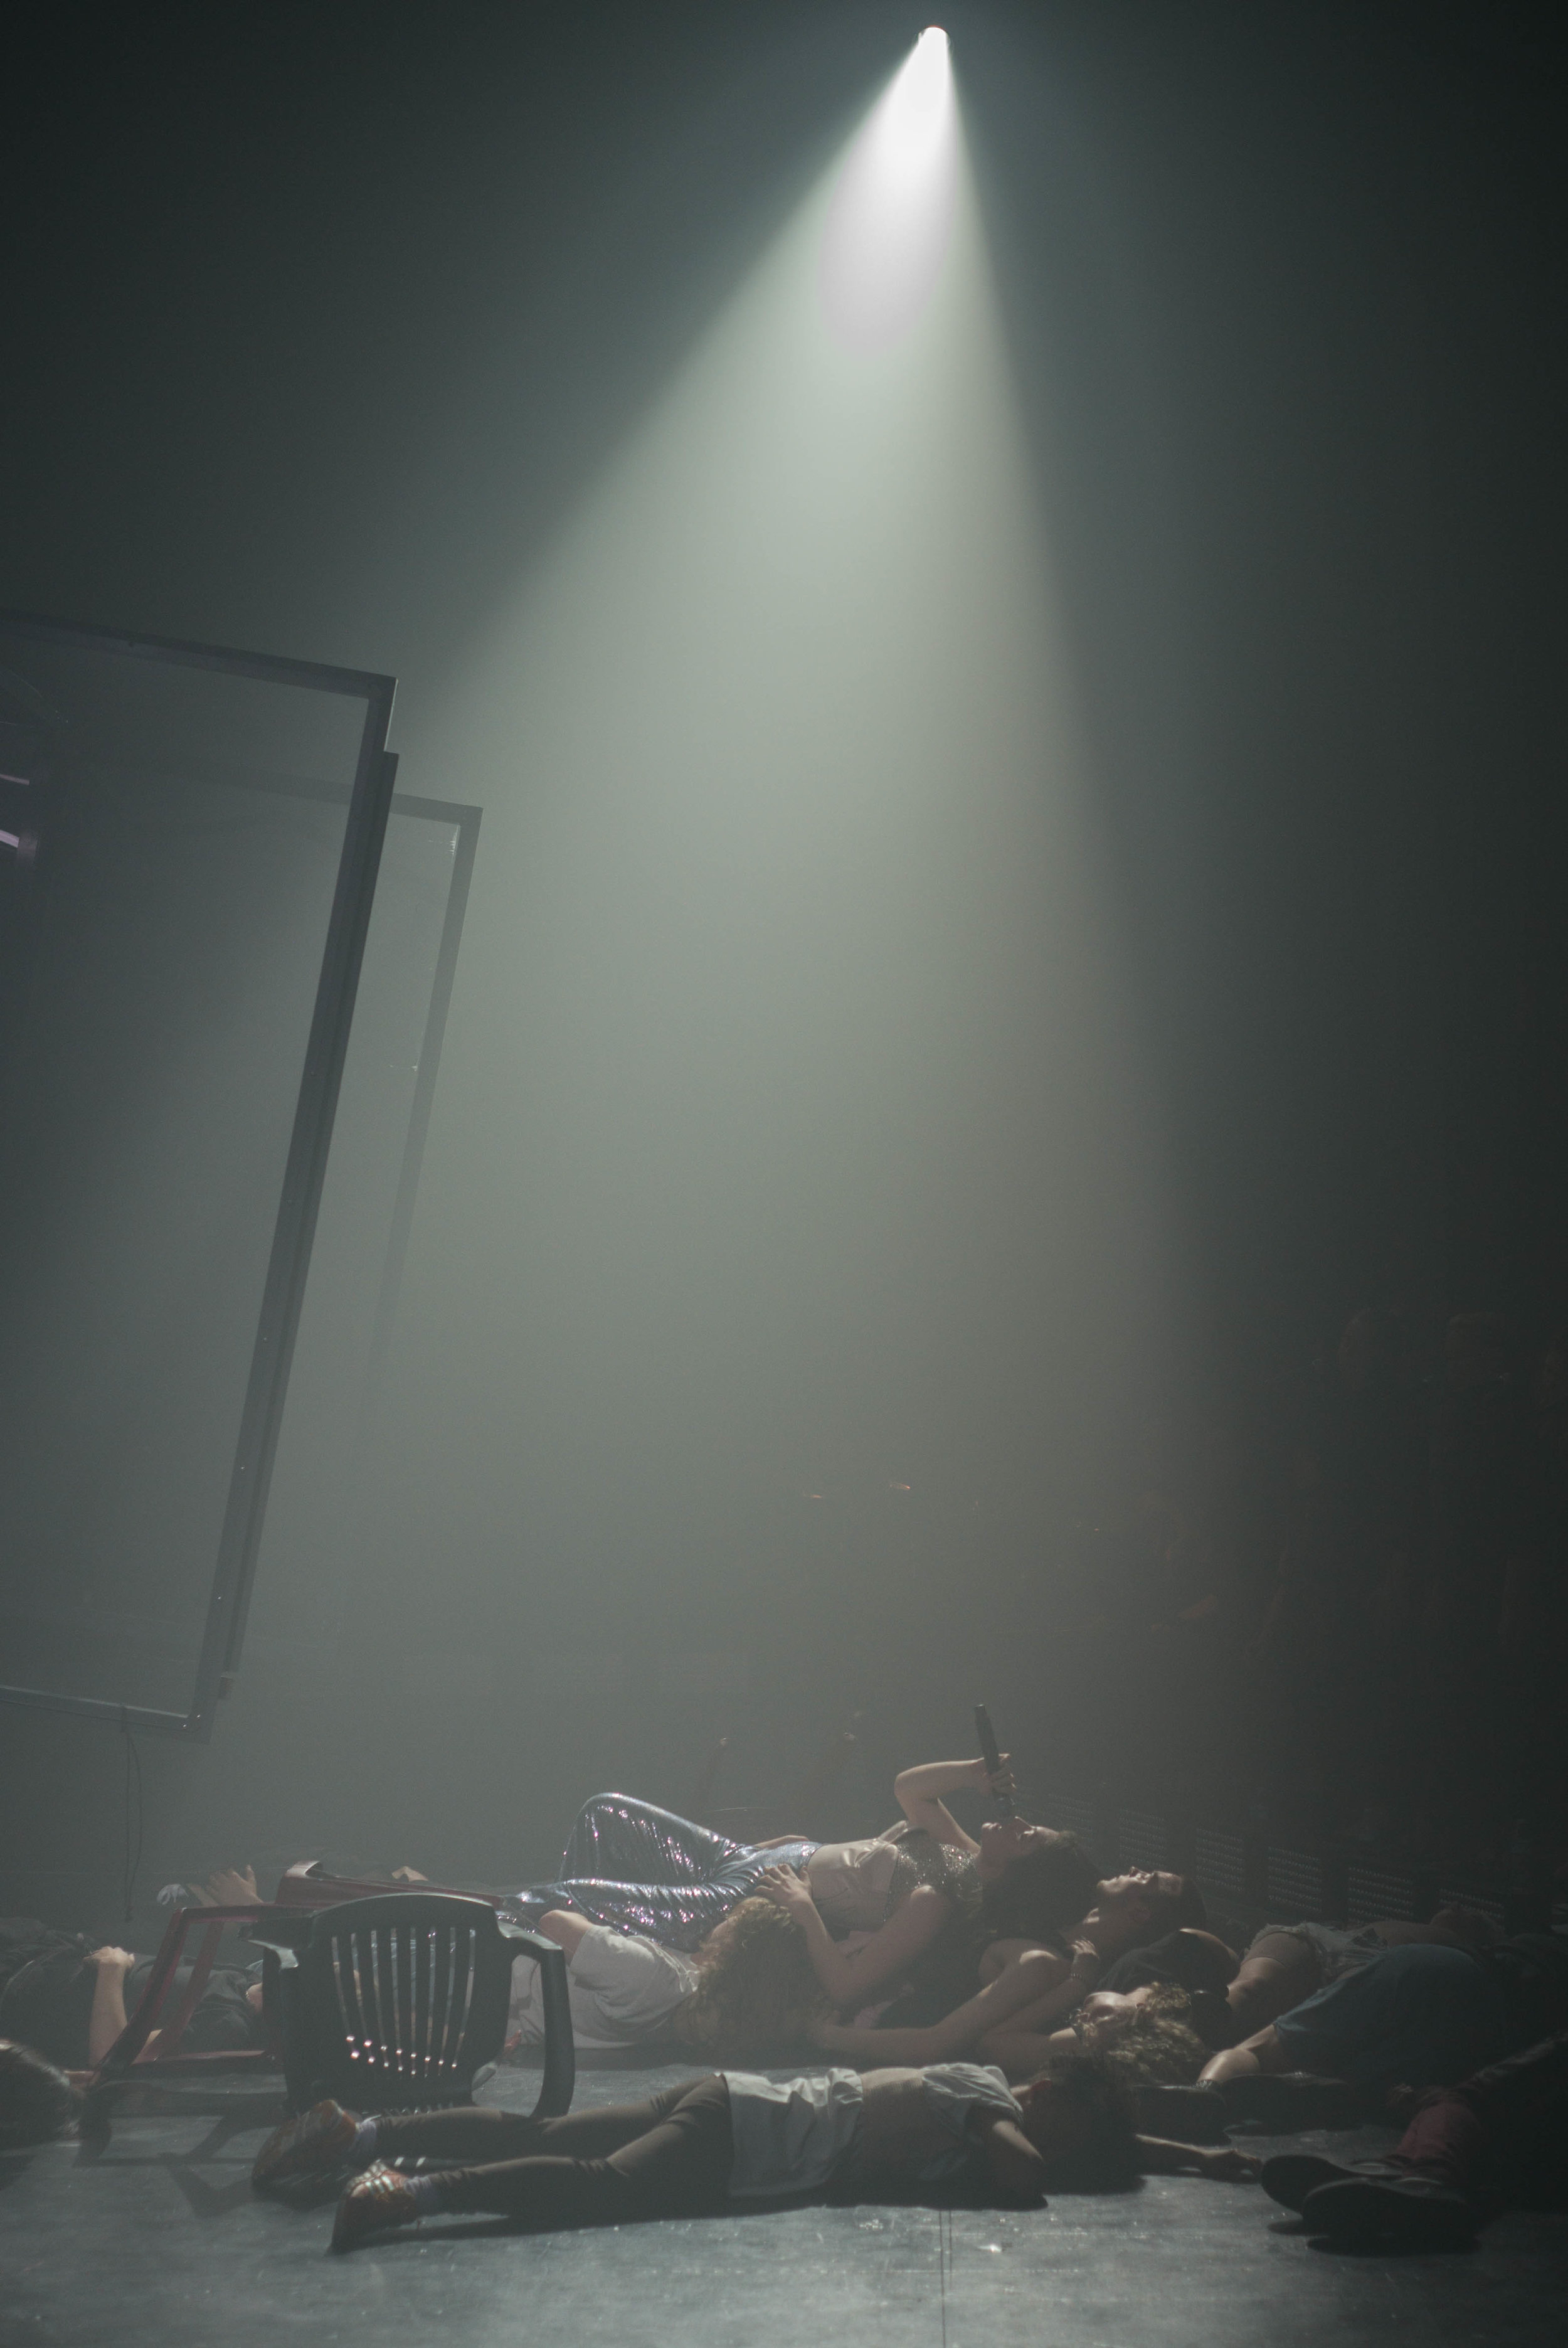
[669,1898,827,2061]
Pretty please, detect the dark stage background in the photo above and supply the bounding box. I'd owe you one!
[1,0,1564,1921]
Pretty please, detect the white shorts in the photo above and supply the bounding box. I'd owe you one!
[509,1923,699,2050]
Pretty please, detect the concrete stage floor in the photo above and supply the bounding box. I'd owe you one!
[4,2058,1564,2347]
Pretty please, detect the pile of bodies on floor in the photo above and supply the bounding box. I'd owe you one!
[4,1756,1567,2251]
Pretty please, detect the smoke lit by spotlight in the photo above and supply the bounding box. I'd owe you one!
[819,27,957,354]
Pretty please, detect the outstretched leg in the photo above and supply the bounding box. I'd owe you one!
[254,2086,701,2195]
[1286,2029,1568,2247]
[517,1796,815,1949]
[371,2084,702,2167]
[332,2076,734,2247]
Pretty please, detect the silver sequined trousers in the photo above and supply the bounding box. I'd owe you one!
[507,1793,817,1952]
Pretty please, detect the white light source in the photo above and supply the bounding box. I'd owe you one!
[874,28,951,178]
[819,28,958,354]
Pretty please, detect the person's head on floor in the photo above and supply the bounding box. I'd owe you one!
[1091,1870,1206,1949]
[973,1827,1101,1937]
[1101,1926,1236,1995]
[0,1948,95,2072]
[0,2039,82,2148]
[1015,2050,1139,2188]
[1099,1928,1239,2045]
[1091,1984,1211,2084]
[1036,1981,1211,2083]
[675,1898,824,2059]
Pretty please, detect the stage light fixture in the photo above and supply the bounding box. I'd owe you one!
[878,27,951,175]
[819,26,956,353]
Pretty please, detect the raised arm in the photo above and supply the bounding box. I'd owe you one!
[893,1754,1013,1851]
[808,1945,1071,2066]
[87,1948,137,2064]
[755,1871,950,2005]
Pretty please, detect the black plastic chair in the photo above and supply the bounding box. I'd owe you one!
[254,1893,575,2118]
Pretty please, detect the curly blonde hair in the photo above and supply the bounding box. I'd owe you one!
[1096,1982,1209,2086]
[668,1898,828,2061]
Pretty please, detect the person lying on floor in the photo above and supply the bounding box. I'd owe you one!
[853,1928,1568,2122]
[0,1920,266,2071]
[514,1754,1106,1984]
[1259,2027,1568,2251]
[168,1862,430,1908]
[807,1967,1214,2088]
[511,1859,1200,2071]
[753,1841,1201,2031]
[1090,1906,1502,2051]
[250,2048,1259,2250]
[794,1873,1212,2077]
[1199,1931,1568,2100]
[509,1898,1074,2063]
[0,2040,83,2147]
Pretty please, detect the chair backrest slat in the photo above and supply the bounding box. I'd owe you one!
[448,1926,477,2073]
[299,1896,507,2108]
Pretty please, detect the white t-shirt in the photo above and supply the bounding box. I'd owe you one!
[722,2063,1022,2198]
[509,1925,699,2051]
[722,2067,866,2197]
[911,2063,1024,2186]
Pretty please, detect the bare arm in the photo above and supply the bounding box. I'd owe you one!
[973,2021,1066,2080]
[1134,2136,1260,2181]
[87,1948,137,2064]
[534,1909,596,1960]
[810,1946,1069,2066]
[972,1946,1110,2078]
[187,1864,261,1907]
[756,1871,950,2004]
[974,2112,1049,2204]
[893,1756,1005,1851]
[978,1935,1067,1987]
[1199,2024,1288,2086]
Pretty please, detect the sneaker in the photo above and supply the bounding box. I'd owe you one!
[252,2100,359,2194]
[1261,2154,1397,2213]
[332,2162,424,2251]
[1303,2174,1478,2251]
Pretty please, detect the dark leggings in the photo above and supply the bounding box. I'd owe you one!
[371,2077,734,2226]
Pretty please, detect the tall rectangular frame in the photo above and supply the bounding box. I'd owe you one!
[0,614,397,1740]
[212,785,482,1689]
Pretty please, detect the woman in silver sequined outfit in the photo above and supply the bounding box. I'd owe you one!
[512,1755,1104,2015]
[514,1793,817,1953]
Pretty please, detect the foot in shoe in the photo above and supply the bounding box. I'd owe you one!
[332,2162,424,2250]
[1303,2174,1477,2250]
[252,2100,359,2193]
[1261,2154,1364,2212]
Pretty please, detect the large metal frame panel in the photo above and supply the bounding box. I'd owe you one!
[0,615,396,1736]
